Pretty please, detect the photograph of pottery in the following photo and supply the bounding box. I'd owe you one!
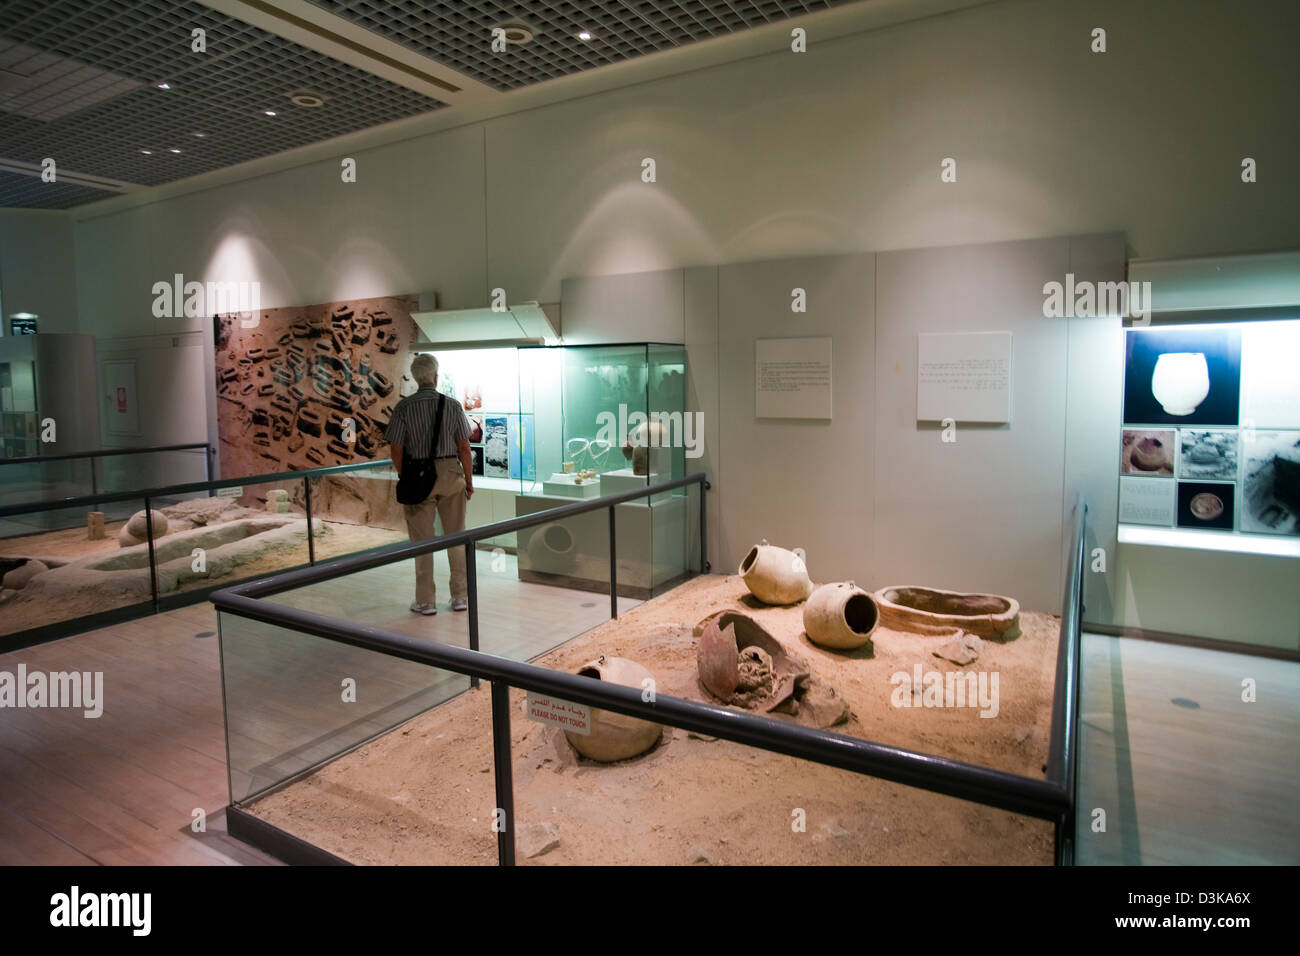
[1124,326,1240,426]
[467,414,484,444]
[1178,429,1239,480]
[1121,429,1175,476]
[1241,430,1300,536]
[1176,481,1235,531]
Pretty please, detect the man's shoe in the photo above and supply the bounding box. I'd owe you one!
[410,601,438,615]
[452,598,469,612]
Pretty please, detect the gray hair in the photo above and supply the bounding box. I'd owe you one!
[411,353,439,387]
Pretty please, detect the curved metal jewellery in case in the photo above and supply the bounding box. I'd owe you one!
[565,437,591,471]
[588,439,613,470]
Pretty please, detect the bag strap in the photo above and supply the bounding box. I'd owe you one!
[425,392,445,459]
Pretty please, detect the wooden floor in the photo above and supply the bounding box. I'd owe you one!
[0,552,636,865]
[2,582,1296,864]
[1076,633,1300,865]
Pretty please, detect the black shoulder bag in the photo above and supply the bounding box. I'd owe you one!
[395,393,445,506]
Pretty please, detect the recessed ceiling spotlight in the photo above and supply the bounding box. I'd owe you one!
[192,131,207,138]
[494,22,534,45]
[288,90,326,108]
[262,109,277,116]
[577,30,592,41]
[169,148,182,154]
[139,148,153,155]
[155,81,171,90]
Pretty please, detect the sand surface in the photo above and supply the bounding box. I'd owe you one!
[0,520,407,638]
[248,574,1060,865]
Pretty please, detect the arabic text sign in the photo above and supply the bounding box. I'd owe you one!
[526,693,590,736]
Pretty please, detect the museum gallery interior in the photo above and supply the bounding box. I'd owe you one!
[0,0,1296,870]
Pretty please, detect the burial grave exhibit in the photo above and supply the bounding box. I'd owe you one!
[237,551,1059,866]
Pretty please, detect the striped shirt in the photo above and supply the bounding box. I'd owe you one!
[385,387,472,458]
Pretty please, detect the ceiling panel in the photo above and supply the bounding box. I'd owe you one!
[0,0,446,208]
[307,0,844,91]
[0,169,112,209]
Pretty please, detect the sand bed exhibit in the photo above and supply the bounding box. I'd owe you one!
[0,496,408,637]
[247,574,1060,865]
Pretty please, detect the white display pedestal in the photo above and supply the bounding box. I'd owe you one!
[601,468,671,504]
[541,474,602,498]
[515,491,689,598]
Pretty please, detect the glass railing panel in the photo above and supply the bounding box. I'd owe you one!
[217,611,475,817]
[305,464,407,562]
[97,447,209,494]
[0,498,153,639]
[0,457,95,508]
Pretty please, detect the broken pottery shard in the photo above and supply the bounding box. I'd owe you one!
[694,610,808,715]
[932,630,983,666]
[698,618,740,700]
[517,822,560,858]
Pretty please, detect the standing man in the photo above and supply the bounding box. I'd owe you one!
[386,353,474,615]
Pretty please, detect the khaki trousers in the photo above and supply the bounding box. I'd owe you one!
[403,456,468,605]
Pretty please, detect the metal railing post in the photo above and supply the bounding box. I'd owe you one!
[143,496,160,612]
[699,478,708,573]
[466,545,479,689]
[303,478,316,565]
[608,504,618,619]
[490,680,515,866]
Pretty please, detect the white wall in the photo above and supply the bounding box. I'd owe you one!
[67,0,1299,340]
[0,210,79,334]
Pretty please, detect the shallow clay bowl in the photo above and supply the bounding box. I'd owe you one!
[1189,492,1224,520]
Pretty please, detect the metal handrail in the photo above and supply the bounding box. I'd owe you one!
[0,442,211,467]
[211,475,1090,866]
[1047,493,1088,864]
[227,471,709,599]
[0,457,393,519]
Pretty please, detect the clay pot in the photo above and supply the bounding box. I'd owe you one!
[696,611,808,712]
[803,582,879,650]
[525,522,576,572]
[565,656,662,762]
[119,509,169,547]
[738,539,813,605]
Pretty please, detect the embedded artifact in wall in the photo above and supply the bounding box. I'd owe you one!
[873,585,1021,640]
[803,581,879,650]
[565,656,662,762]
[738,539,813,605]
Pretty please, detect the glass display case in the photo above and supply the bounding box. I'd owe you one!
[415,341,692,596]
[517,343,691,598]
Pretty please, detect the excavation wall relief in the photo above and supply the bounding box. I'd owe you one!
[215,294,420,480]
